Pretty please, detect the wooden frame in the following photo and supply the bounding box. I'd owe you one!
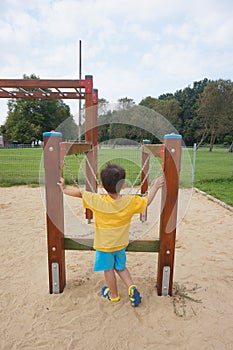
[0,75,182,296]
[43,132,182,296]
[0,78,93,99]
[0,75,98,294]
[41,76,98,293]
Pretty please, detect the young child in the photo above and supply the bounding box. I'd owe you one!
[58,163,164,307]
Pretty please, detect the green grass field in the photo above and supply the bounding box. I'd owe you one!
[0,146,232,206]
[192,148,233,206]
[0,148,43,186]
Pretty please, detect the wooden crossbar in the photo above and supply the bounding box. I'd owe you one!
[64,238,160,252]
[0,76,93,99]
[0,77,93,91]
[61,142,92,155]
[60,142,92,168]
[143,144,164,158]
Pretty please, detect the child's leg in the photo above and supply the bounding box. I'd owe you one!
[104,269,119,299]
[116,268,142,307]
[115,267,134,288]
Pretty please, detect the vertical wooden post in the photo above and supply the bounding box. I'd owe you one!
[140,139,150,221]
[43,131,66,294]
[157,134,182,296]
[93,89,98,193]
[85,75,94,221]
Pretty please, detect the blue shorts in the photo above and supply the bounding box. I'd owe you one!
[94,248,126,272]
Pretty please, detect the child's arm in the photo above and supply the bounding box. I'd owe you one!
[146,175,165,206]
[58,177,82,198]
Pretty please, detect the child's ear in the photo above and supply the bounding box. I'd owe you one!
[122,181,126,189]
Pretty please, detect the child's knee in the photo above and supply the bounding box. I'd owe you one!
[115,267,125,272]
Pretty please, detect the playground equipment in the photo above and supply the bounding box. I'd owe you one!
[0,75,98,221]
[0,75,182,297]
[43,131,182,296]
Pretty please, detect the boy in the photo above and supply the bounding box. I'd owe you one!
[58,163,164,307]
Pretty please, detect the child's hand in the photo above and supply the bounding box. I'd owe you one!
[146,175,165,206]
[57,177,65,190]
[155,175,165,188]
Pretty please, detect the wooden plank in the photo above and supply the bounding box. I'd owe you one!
[85,90,95,221]
[157,134,182,296]
[144,144,164,158]
[141,143,150,194]
[127,240,159,252]
[64,238,94,251]
[43,132,66,294]
[64,238,160,253]
[60,142,92,169]
[61,142,92,155]
[0,77,93,91]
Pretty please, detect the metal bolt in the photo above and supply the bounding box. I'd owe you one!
[171,148,175,153]
[49,146,54,152]
[166,250,171,255]
[52,247,56,252]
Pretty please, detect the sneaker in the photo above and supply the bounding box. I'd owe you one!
[101,286,121,302]
[128,285,142,307]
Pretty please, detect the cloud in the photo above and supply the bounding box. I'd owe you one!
[0,0,233,124]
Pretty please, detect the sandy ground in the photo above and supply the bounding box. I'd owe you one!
[0,186,233,350]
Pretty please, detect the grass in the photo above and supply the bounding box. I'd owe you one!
[193,148,233,206]
[59,147,162,188]
[0,146,232,206]
[0,148,43,186]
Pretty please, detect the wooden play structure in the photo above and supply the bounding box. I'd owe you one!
[0,75,182,297]
[43,130,182,296]
[0,75,98,220]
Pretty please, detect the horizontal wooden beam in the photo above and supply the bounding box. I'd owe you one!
[64,238,160,252]
[60,142,92,155]
[0,78,93,90]
[127,239,159,252]
[144,144,164,158]
[60,142,92,168]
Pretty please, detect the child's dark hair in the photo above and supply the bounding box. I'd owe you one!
[100,163,126,193]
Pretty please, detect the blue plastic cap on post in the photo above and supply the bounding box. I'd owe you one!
[164,134,182,139]
[43,131,62,137]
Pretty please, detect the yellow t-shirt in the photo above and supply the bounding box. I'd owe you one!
[82,192,147,252]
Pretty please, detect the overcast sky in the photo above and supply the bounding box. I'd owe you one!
[0,0,233,125]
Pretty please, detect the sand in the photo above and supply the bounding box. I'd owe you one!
[0,186,233,350]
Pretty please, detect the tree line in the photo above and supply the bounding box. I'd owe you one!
[0,75,232,150]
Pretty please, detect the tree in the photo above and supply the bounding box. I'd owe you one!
[173,78,209,123]
[157,79,209,145]
[98,98,109,116]
[140,96,182,132]
[117,97,135,110]
[197,79,233,150]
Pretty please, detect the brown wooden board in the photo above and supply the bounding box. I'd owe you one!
[64,238,160,253]
[43,134,66,294]
[61,142,92,155]
[156,135,182,296]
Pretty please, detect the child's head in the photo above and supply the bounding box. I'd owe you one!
[100,163,126,193]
